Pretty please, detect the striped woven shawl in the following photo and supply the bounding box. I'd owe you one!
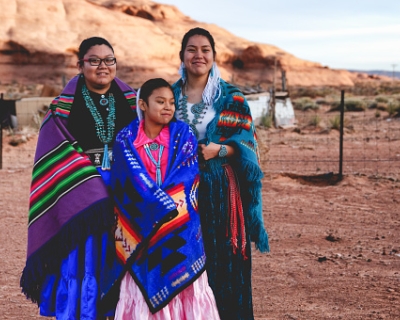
[20,75,137,303]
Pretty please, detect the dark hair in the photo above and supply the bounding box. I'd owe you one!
[179,27,216,61]
[78,37,114,66]
[140,78,173,104]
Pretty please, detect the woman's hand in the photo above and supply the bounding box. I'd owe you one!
[198,142,220,160]
[198,142,234,160]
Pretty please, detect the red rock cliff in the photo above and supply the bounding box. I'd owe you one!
[0,0,385,92]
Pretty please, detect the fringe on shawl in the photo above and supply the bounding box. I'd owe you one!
[205,158,269,253]
[20,198,114,304]
[243,178,270,253]
[232,159,269,253]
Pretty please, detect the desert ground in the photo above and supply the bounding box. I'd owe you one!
[0,105,400,319]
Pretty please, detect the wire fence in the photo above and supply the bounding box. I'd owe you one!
[258,97,400,182]
[1,99,400,182]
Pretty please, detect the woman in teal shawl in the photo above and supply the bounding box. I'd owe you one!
[172,27,270,320]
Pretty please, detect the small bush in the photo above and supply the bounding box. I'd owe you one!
[375,96,389,103]
[387,101,400,116]
[315,98,329,105]
[368,101,377,109]
[330,99,366,112]
[308,114,321,127]
[329,115,341,130]
[293,97,319,111]
[376,102,388,111]
[260,114,273,128]
[345,99,367,111]
[349,81,400,96]
[329,100,341,111]
[328,115,352,130]
[289,86,337,99]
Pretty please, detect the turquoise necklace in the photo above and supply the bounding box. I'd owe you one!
[82,84,116,170]
[176,94,208,138]
[144,143,164,187]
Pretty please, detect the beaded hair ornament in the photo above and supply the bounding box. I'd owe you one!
[136,88,144,121]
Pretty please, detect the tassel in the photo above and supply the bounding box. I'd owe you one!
[223,164,247,260]
[102,144,111,170]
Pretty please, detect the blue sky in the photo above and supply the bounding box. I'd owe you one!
[157,0,400,72]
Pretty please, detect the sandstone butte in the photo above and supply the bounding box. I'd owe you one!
[0,0,389,95]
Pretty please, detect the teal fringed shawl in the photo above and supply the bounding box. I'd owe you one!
[172,78,269,253]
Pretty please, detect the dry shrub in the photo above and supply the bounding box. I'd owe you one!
[387,101,400,116]
[377,102,388,111]
[375,96,389,103]
[328,115,351,130]
[293,97,319,111]
[260,114,273,128]
[308,114,321,127]
[329,115,341,130]
[289,86,337,99]
[330,98,366,112]
[349,81,400,96]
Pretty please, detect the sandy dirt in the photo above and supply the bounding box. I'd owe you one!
[0,120,400,319]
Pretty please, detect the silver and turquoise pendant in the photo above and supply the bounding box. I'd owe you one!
[100,94,109,106]
[149,142,159,151]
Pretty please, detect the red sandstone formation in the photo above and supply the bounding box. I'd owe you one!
[0,0,389,95]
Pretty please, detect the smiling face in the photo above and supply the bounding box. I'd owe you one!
[182,35,215,80]
[78,44,116,93]
[140,86,175,131]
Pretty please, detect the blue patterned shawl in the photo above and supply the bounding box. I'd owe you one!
[110,118,205,313]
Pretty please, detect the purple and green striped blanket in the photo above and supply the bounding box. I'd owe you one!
[20,75,136,303]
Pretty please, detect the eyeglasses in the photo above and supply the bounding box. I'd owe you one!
[80,57,117,66]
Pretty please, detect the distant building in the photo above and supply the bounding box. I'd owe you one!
[246,92,270,126]
[273,91,296,128]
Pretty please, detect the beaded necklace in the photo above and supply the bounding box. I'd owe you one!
[176,94,208,138]
[144,143,164,187]
[82,84,116,170]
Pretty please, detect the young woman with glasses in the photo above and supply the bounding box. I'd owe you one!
[20,36,136,319]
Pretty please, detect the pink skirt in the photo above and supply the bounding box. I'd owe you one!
[115,271,220,320]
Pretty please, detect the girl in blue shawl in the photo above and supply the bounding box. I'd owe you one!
[172,28,270,320]
[110,78,220,319]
